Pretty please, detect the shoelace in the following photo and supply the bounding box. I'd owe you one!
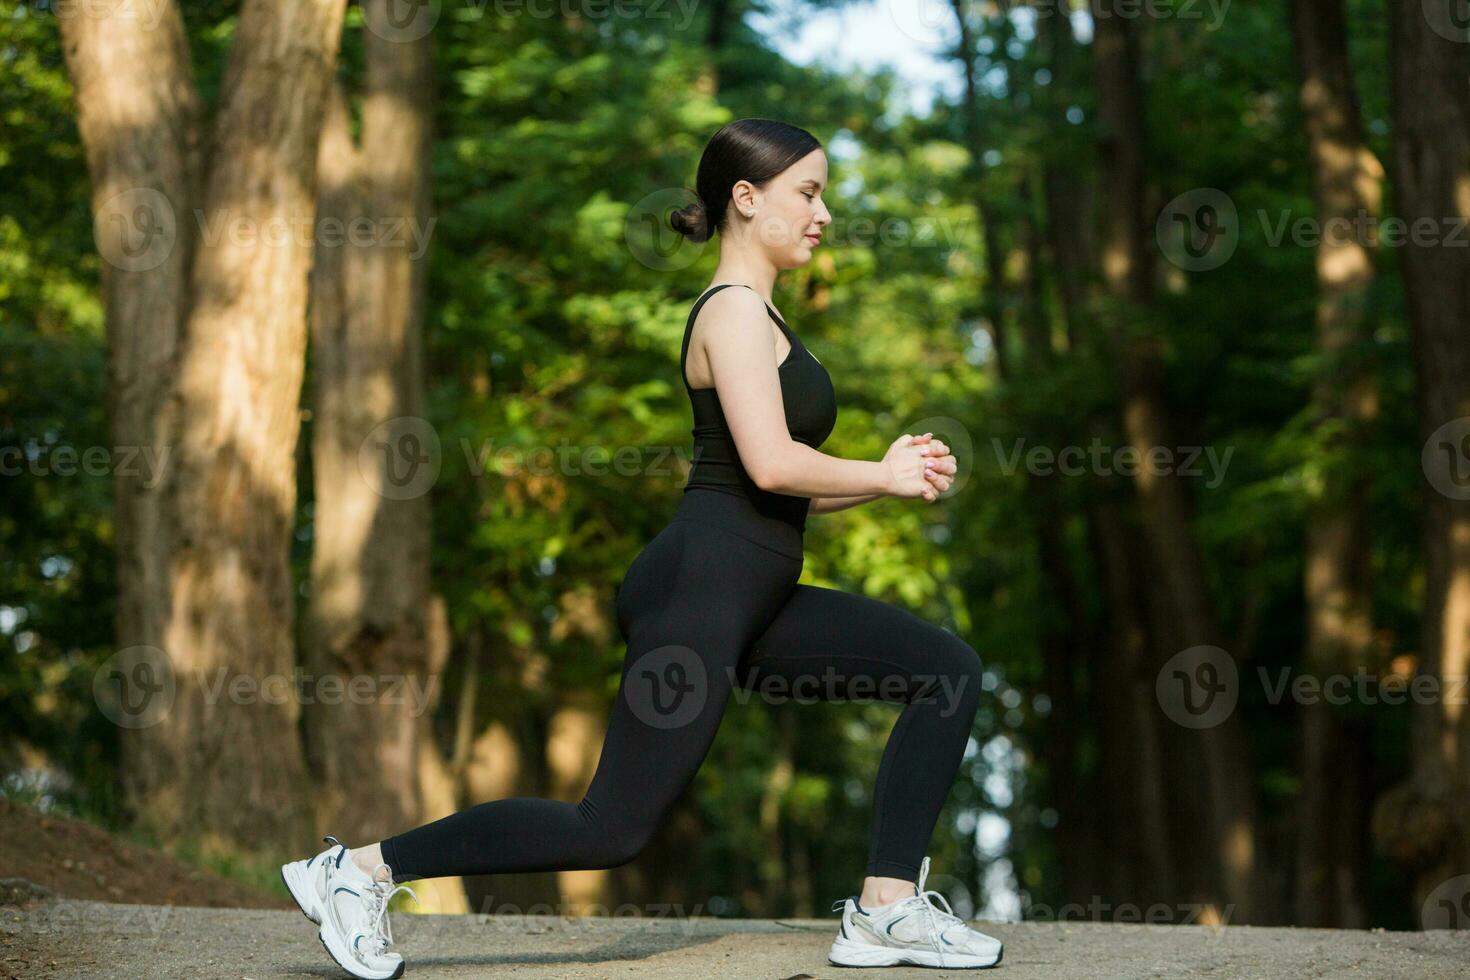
[362,863,419,959]
[831,856,967,965]
[898,857,964,967]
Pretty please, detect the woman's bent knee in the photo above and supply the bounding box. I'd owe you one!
[592,824,656,869]
[935,637,984,718]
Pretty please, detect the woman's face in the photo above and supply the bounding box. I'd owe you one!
[735,148,832,268]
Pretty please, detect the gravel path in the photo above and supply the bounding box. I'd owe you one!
[4,899,1468,978]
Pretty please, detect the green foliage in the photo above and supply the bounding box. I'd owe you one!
[0,0,1432,927]
[0,1,117,824]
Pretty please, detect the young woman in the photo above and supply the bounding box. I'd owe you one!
[281,118,1003,977]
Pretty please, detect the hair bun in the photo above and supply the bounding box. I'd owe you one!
[670,199,711,243]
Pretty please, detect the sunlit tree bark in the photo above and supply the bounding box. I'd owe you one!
[64,0,350,853]
[1289,0,1381,928]
[306,0,437,848]
[1374,0,1470,923]
[1091,3,1259,921]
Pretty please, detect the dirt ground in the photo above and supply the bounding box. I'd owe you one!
[3,900,1469,979]
[2,800,1467,978]
[0,798,290,910]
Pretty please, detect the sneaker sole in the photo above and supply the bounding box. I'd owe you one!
[280,861,322,925]
[318,923,406,980]
[828,935,1003,969]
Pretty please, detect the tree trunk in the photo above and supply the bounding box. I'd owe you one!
[1085,494,1176,908]
[1018,176,1097,904]
[305,0,437,853]
[950,0,1101,905]
[409,595,472,913]
[949,0,1011,380]
[1038,2,1096,352]
[544,690,609,914]
[65,0,350,855]
[1374,0,1470,921]
[1091,4,1259,921]
[58,0,202,843]
[1036,8,1169,908]
[1289,0,1381,929]
[696,0,731,96]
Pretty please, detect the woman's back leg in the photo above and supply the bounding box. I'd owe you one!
[380,521,798,882]
[737,584,986,882]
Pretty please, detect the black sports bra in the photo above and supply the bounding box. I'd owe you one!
[679,283,838,532]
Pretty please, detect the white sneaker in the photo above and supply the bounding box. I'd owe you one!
[283,835,418,980]
[280,835,348,925]
[828,856,1004,969]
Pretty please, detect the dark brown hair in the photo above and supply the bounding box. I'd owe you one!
[669,118,822,244]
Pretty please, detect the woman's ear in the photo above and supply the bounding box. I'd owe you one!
[730,180,757,216]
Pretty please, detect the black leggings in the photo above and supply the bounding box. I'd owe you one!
[381,489,984,884]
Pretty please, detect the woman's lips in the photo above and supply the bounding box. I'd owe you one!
[804,234,821,245]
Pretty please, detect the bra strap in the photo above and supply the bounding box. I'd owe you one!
[680,284,793,389]
[681,284,739,389]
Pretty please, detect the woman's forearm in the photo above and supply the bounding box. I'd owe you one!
[755,441,894,498]
[809,493,886,515]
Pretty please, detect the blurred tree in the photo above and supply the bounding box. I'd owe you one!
[1289,0,1381,929]
[60,0,350,854]
[304,0,440,858]
[1373,0,1470,926]
[1091,1,1260,922]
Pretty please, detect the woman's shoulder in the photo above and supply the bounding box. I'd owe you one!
[690,283,769,331]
